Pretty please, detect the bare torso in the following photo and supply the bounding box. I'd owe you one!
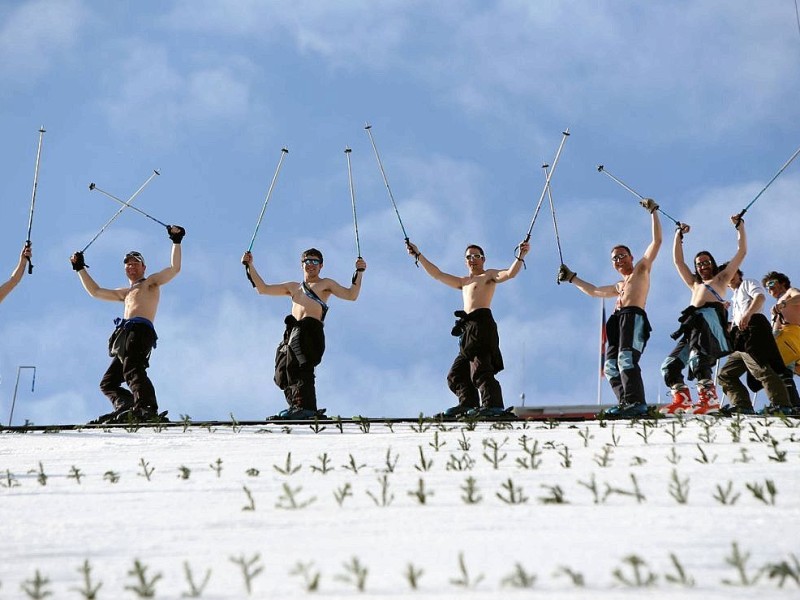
[776,288,800,327]
[289,280,332,321]
[689,276,728,308]
[460,271,498,313]
[122,278,161,321]
[616,263,651,309]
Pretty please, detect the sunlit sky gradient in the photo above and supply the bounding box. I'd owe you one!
[2,1,799,424]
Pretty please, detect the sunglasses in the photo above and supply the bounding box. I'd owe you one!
[465,254,484,260]
[611,253,629,263]
[302,258,321,266]
[765,280,778,289]
[695,260,713,268]
[124,251,144,264]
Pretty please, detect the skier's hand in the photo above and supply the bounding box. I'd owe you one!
[167,225,186,244]
[557,263,576,284]
[70,251,86,272]
[640,198,659,214]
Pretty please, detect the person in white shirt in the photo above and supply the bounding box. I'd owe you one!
[717,266,794,414]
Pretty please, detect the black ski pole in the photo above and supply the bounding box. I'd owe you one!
[733,144,800,227]
[596,165,680,225]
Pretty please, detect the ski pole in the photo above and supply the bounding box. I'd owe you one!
[734,143,800,226]
[542,163,566,270]
[7,365,35,427]
[345,147,364,284]
[525,129,570,242]
[81,170,160,253]
[89,182,168,227]
[247,147,289,253]
[25,127,46,274]
[596,165,680,225]
[364,123,417,264]
[243,147,289,286]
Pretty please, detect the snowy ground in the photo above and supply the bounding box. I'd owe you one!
[1,416,799,599]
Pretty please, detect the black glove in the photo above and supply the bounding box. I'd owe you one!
[640,198,659,214]
[167,225,186,244]
[71,251,86,272]
[557,263,576,284]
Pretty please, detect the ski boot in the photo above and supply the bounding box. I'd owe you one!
[463,405,516,420]
[719,404,755,416]
[604,402,649,419]
[270,407,326,421]
[88,405,134,425]
[660,386,693,415]
[435,403,478,420]
[692,381,720,415]
[132,408,170,424]
[759,404,799,417]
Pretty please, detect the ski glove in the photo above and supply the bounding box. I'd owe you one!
[640,198,659,214]
[71,251,86,272]
[167,225,186,244]
[557,263,576,284]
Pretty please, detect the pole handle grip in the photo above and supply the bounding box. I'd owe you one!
[25,240,33,274]
[243,263,256,288]
[733,209,746,229]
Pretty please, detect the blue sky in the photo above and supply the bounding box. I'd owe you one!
[1,1,799,424]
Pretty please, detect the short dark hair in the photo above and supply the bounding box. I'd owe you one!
[762,271,791,288]
[611,244,632,257]
[464,244,485,258]
[693,250,718,282]
[301,248,323,264]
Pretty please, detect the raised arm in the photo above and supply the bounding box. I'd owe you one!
[71,252,126,302]
[325,258,367,301]
[0,245,31,303]
[718,217,747,282]
[672,223,695,288]
[240,251,294,296]
[406,240,464,289]
[493,241,530,283]
[147,226,184,286]
[640,204,662,266]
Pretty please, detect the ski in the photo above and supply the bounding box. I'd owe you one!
[2,404,796,433]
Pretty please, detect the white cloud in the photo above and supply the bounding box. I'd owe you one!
[99,43,256,140]
[0,0,87,82]
[162,0,413,68]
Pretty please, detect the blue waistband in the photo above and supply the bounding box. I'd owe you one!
[113,316,155,330]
